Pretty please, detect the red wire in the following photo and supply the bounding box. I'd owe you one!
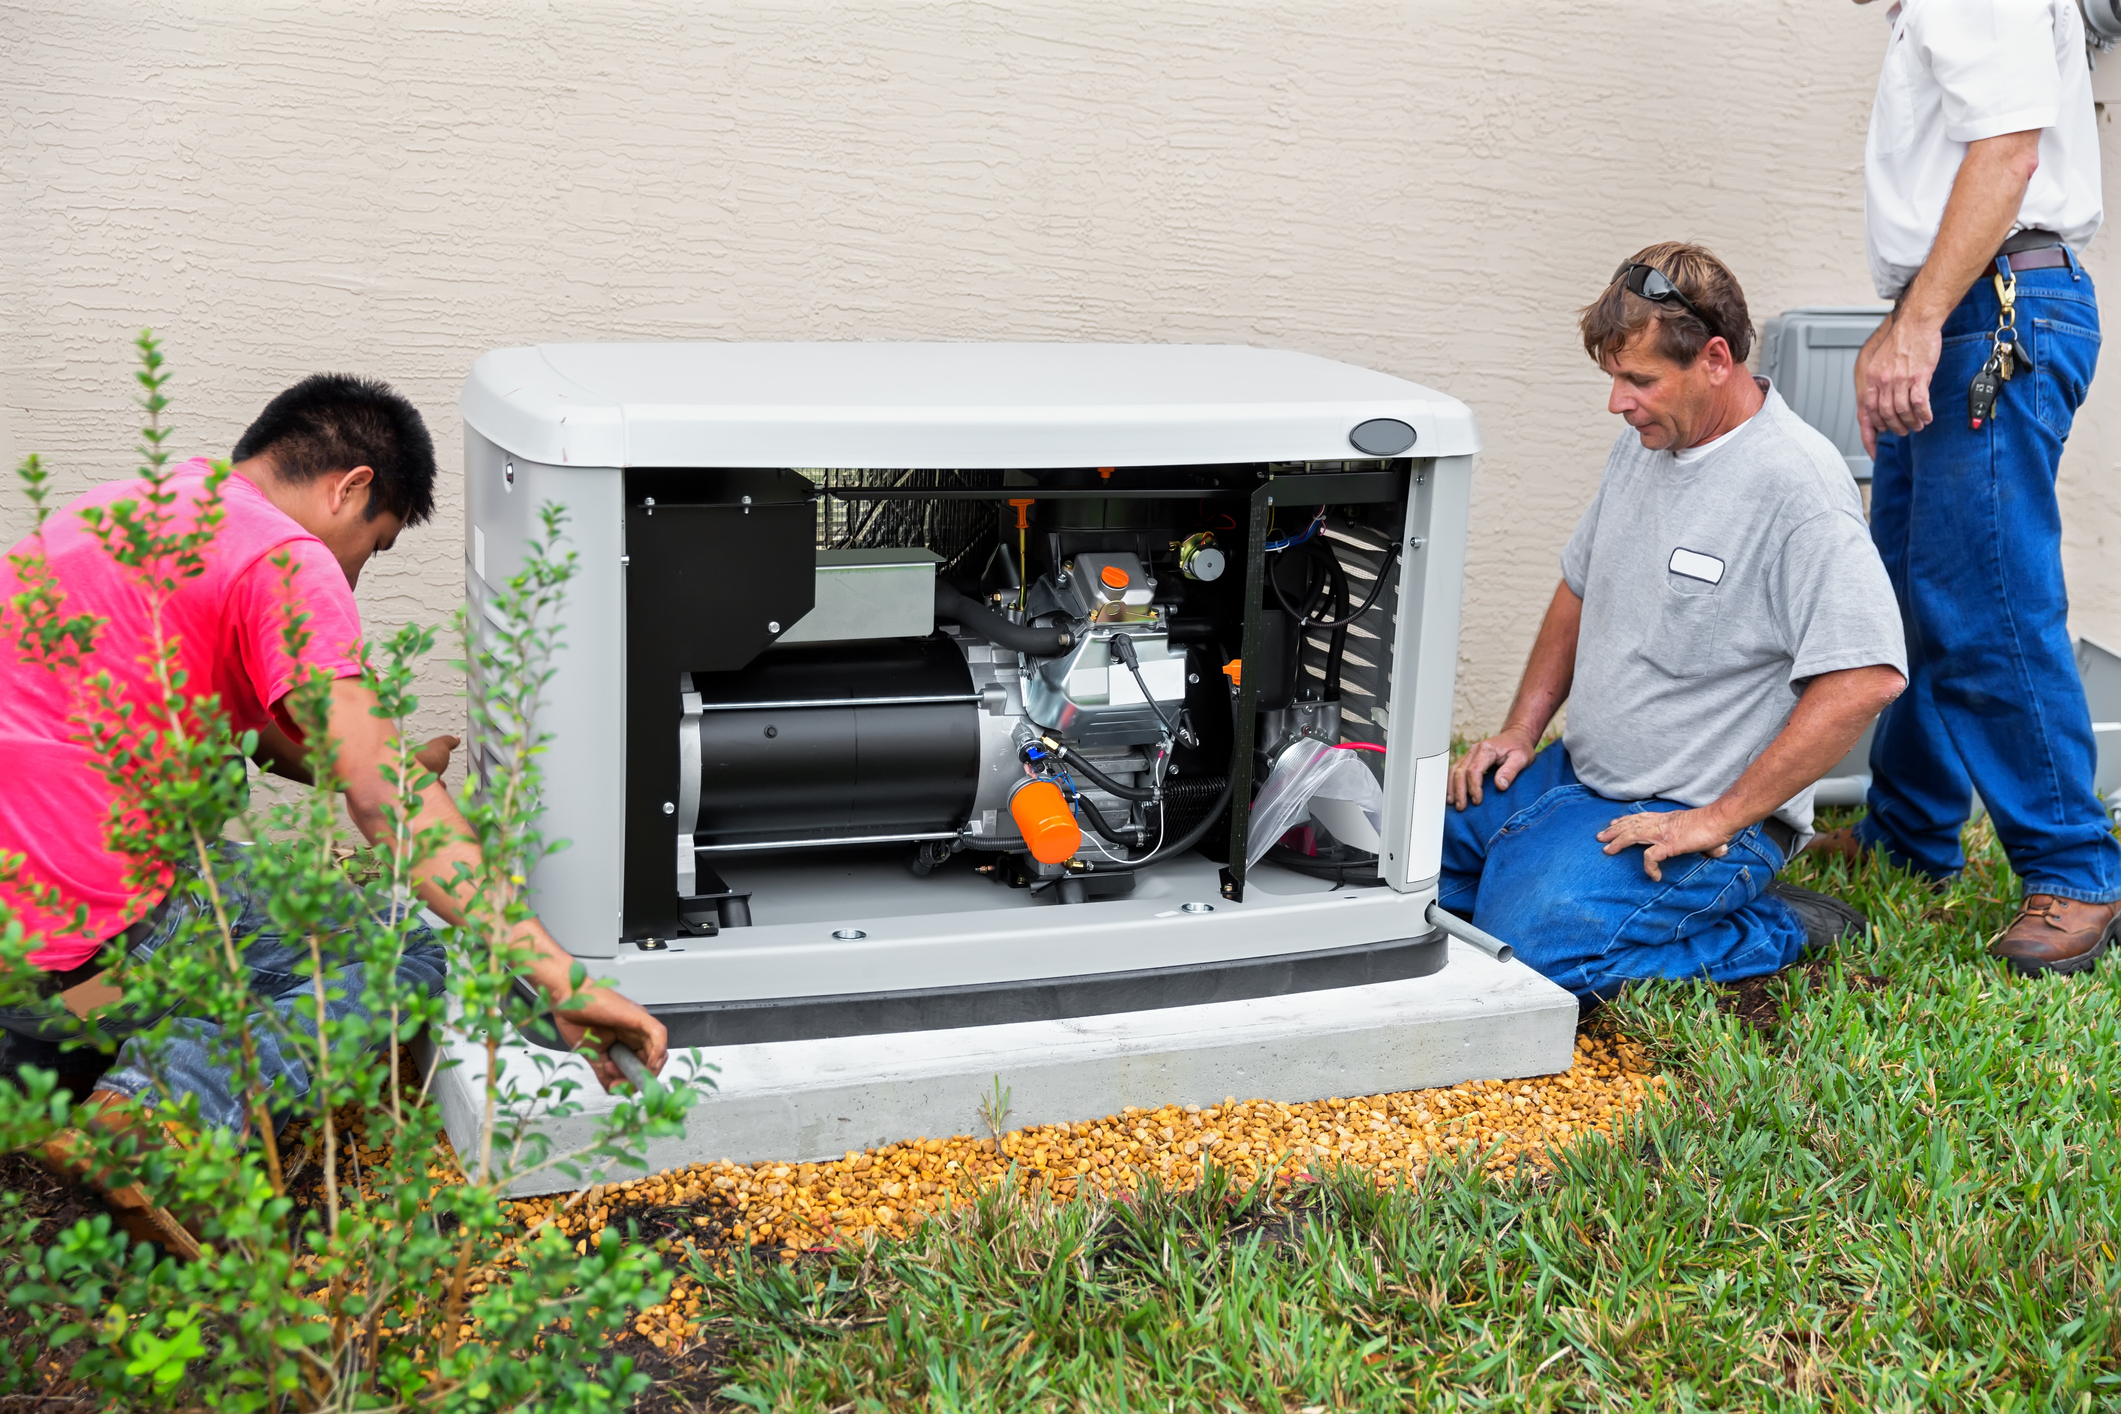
[1331,742,1387,755]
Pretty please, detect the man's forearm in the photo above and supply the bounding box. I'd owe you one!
[1899,131,2041,328]
[1701,665,1905,833]
[389,781,586,1006]
[1500,580,1583,741]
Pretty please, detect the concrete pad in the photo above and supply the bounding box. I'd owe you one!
[425,940,1577,1196]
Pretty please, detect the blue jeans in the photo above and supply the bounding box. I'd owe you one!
[1860,262,2121,902]
[0,843,447,1132]
[1440,745,1806,1001]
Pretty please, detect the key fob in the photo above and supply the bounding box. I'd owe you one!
[1968,356,2001,430]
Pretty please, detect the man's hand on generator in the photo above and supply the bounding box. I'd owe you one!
[551,985,670,1093]
[1449,728,1541,810]
[1596,806,1735,882]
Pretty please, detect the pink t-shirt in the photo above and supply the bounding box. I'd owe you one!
[0,460,365,969]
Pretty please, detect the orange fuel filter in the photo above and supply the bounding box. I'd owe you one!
[1009,778,1082,864]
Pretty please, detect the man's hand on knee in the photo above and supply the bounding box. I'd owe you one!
[1449,729,1539,810]
[1597,806,1735,882]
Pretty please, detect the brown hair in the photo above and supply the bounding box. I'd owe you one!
[1579,240,1755,368]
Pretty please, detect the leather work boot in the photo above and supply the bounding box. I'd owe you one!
[1991,895,2121,977]
[34,1126,203,1261]
[1768,881,1868,955]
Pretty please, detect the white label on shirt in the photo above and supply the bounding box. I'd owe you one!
[1669,547,1725,584]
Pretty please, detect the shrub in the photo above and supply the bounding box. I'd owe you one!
[0,333,698,1410]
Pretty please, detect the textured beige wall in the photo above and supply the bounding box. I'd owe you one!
[5,0,2118,749]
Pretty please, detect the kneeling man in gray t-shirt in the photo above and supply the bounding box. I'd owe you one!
[1444,241,1908,1003]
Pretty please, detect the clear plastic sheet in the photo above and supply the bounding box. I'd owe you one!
[1246,737,1386,868]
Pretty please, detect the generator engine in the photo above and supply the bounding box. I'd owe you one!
[678,543,1213,907]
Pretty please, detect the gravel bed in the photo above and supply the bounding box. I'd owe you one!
[505,1029,1660,1353]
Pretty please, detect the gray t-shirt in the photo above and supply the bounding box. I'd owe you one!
[1559,383,1906,842]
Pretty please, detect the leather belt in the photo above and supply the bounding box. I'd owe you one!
[1761,817,1798,859]
[1993,228,2071,276]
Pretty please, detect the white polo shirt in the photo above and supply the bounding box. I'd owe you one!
[1864,0,2103,299]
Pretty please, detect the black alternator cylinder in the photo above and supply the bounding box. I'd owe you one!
[688,638,979,849]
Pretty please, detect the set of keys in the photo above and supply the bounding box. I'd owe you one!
[1967,268,2026,430]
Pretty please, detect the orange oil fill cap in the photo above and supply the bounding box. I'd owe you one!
[1100,564,1130,589]
[1010,778,1081,865]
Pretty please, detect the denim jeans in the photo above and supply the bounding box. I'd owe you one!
[1860,262,2121,902]
[1440,744,1806,1001]
[0,843,447,1132]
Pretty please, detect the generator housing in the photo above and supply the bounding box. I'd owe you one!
[459,343,1479,1051]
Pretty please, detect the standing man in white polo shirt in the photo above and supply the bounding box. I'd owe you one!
[1813,0,2121,974]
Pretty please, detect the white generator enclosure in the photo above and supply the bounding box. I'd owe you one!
[459,344,1488,1059]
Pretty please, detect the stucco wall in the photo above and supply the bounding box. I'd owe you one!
[5,0,2118,751]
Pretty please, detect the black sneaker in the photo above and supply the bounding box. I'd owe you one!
[1769,881,1868,955]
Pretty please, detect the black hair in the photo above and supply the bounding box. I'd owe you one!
[231,373,437,526]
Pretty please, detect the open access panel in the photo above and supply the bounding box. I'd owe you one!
[459,343,1482,1052]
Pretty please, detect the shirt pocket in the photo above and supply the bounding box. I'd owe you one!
[2032,316,2101,441]
[1640,571,1727,680]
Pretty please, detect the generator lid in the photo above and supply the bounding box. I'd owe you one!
[460,342,1480,469]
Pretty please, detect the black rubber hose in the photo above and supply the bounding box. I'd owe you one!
[1268,539,1401,630]
[1066,666,1238,875]
[1305,537,1351,699]
[934,583,1074,656]
[1073,788,1146,847]
[1038,741,1159,802]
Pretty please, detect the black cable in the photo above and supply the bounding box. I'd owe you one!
[1285,556,1330,694]
[1109,633,1183,740]
[1035,740,1159,802]
[1053,663,1238,878]
[1304,537,1351,699]
[1268,538,1400,630]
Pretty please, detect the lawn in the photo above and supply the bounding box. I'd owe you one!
[640,817,2120,1411]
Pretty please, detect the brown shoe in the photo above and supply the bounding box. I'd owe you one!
[34,1127,203,1261]
[1991,895,2121,977]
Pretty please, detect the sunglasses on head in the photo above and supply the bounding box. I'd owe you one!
[1614,262,1724,346]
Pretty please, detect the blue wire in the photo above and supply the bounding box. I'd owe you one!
[1264,510,1325,552]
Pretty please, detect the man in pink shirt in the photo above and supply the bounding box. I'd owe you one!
[0,374,667,1144]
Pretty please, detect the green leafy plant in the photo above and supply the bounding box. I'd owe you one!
[0,333,705,1409]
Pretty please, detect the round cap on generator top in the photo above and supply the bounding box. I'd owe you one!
[1348,418,1416,456]
[1100,564,1130,589]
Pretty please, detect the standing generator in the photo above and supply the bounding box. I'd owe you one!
[459,343,1481,1052]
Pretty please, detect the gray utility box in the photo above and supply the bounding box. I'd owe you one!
[2082,637,2121,812]
[1815,638,2121,818]
[1760,307,1889,482]
[458,343,1485,1053]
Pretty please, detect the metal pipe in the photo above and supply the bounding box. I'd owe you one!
[1425,901,1515,964]
[609,1043,655,1091]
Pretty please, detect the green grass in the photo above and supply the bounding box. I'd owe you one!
[682,816,2121,1411]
